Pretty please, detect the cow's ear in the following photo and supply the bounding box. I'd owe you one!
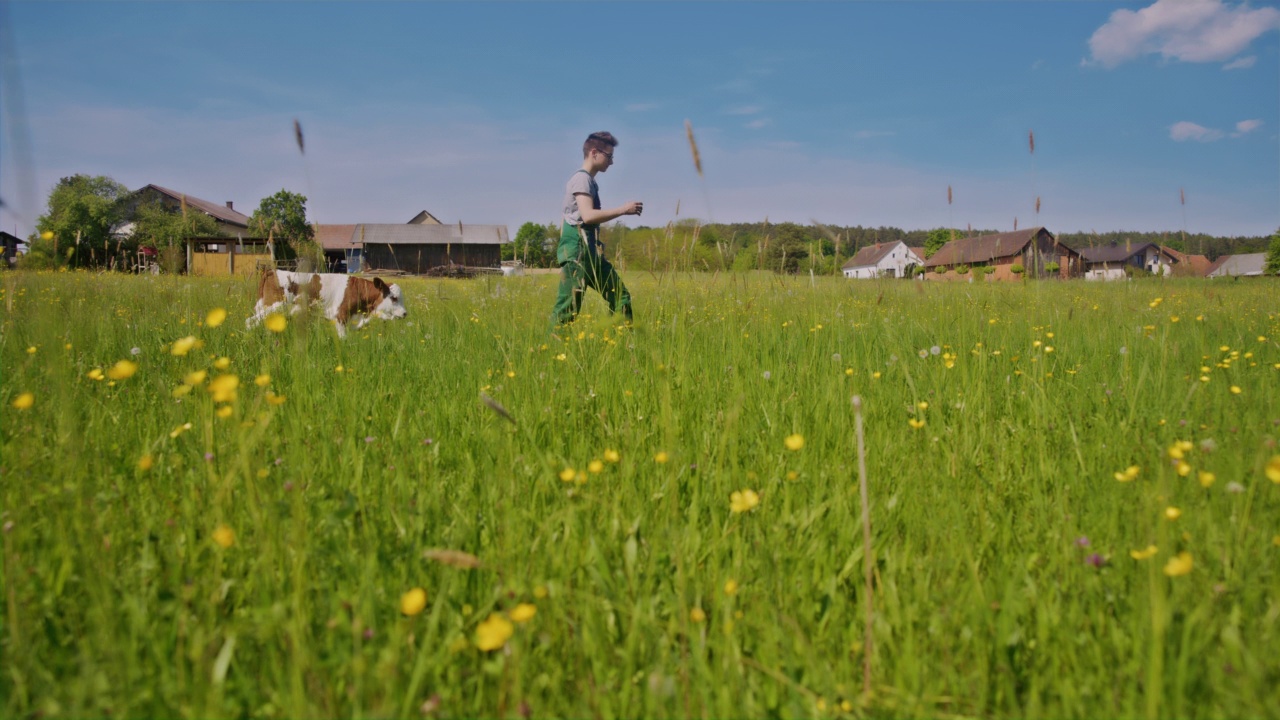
[373,277,391,294]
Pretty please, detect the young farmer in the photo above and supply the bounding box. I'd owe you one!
[549,131,643,326]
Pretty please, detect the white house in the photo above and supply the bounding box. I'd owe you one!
[841,241,923,279]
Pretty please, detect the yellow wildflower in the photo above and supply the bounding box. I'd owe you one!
[254,374,270,387]
[784,434,805,451]
[215,405,233,419]
[730,489,760,514]
[1265,455,1280,484]
[87,368,104,381]
[40,230,53,240]
[171,385,192,399]
[533,585,548,599]
[588,459,604,473]
[475,612,514,651]
[137,454,153,471]
[212,525,235,548]
[509,603,537,624]
[205,307,227,328]
[603,449,620,463]
[724,579,739,596]
[1198,471,1216,488]
[559,467,575,482]
[908,418,926,430]
[207,374,239,403]
[264,313,287,333]
[1176,460,1191,477]
[1230,386,1242,395]
[184,370,207,386]
[690,607,706,623]
[26,346,36,354]
[400,588,428,616]
[213,357,231,370]
[1130,545,1159,560]
[11,392,34,410]
[265,391,286,406]
[1163,551,1193,577]
[1165,507,1182,521]
[654,451,669,464]
[106,360,138,380]
[171,336,197,356]
[1114,465,1140,482]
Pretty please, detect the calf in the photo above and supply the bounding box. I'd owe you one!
[247,270,407,337]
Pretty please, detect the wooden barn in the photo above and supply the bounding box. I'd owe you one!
[924,227,1083,281]
[354,223,510,274]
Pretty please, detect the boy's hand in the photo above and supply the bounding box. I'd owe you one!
[623,201,644,217]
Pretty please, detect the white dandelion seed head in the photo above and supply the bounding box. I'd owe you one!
[1119,346,1127,355]
[130,347,141,356]
[1226,481,1245,494]
[762,371,771,381]
[918,349,928,359]
[930,346,941,356]
[832,353,841,362]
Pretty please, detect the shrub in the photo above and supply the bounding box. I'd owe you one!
[955,265,970,275]
[1011,264,1025,275]
[1045,262,1061,274]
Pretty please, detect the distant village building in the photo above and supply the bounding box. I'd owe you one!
[1206,253,1267,278]
[1161,245,1214,277]
[407,210,444,225]
[1079,242,1176,280]
[841,241,922,279]
[924,227,1082,281]
[353,223,510,274]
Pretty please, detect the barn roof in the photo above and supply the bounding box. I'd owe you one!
[924,227,1073,267]
[353,223,510,245]
[314,224,358,251]
[1207,253,1266,277]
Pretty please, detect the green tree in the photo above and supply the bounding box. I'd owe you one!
[34,174,130,268]
[1265,228,1280,276]
[504,221,556,267]
[924,228,962,259]
[248,189,314,246]
[763,223,813,273]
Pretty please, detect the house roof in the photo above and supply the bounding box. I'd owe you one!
[924,227,1066,267]
[1207,253,1267,277]
[315,224,358,251]
[137,184,251,228]
[353,223,510,246]
[1161,245,1214,276]
[407,210,443,225]
[842,241,916,269]
[1078,242,1169,264]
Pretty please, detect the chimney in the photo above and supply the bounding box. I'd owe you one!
[225,201,234,210]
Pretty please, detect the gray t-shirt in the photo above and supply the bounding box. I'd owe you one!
[562,170,600,226]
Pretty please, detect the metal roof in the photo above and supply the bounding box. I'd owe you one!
[1078,242,1170,264]
[1207,253,1266,277]
[353,223,510,245]
[314,224,358,251]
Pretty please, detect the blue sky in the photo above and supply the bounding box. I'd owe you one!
[2,0,1277,238]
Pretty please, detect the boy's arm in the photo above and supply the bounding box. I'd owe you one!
[576,195,643,225]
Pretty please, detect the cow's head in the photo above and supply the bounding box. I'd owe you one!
[372,278,408,321]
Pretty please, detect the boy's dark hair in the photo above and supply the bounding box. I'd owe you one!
[583,131,618,158]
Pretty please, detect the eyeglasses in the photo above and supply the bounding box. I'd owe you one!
[596,149,614,160]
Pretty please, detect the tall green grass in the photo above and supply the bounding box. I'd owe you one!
[2,270,1278,718]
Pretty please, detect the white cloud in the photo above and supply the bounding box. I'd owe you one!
[745,118,771,129]
[1232,118,1263,136]
[1221,55,1256,69]
[853,130,895,140]
[1087,0,1280,68]
[1170,121,1224,142]
[726,105,763,116]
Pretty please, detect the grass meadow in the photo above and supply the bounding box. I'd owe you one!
[2,269,1279,719]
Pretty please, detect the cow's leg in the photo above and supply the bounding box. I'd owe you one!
[334,320,347,339]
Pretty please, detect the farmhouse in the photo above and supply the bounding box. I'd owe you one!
[315,224,359,272]
[118,184,251,237]
[1,230,21,268]
[1206,253,1267,278]
[1079,242,1176,280]
[353,223,510,274]
[924,227,1082,281]
[841,241,922,279]
[1160,245,1214,277]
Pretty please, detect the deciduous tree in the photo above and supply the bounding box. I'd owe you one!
[34,174,130,268]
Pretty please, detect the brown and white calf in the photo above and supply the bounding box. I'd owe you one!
[247,270,407,337]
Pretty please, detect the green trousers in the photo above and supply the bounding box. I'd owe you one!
[550,223,632,326]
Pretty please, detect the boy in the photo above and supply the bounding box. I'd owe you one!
[549,131,643,326]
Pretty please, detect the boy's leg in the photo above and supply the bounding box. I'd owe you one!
[550,261,586,326]
[583,252,633,321]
